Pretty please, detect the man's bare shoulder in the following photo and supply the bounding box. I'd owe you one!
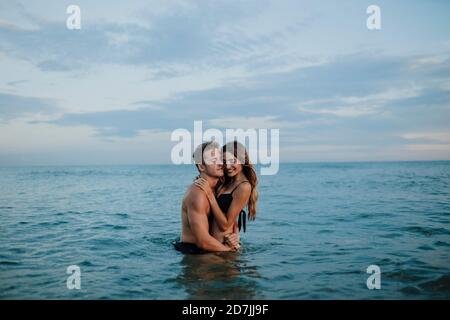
[184,184,209,211]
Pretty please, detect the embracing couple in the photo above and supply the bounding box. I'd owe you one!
[174,140,258,254]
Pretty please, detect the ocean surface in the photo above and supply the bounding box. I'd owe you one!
[0,162,449,299]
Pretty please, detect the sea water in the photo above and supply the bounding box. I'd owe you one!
[0,161,449,299]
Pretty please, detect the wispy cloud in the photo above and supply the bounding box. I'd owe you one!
[208,116,297,129]
[297,86,422,118]
[399,132,450,143]
[6,79,28,87]
[0,92,61,122]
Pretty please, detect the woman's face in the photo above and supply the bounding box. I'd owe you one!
[224,151,243,177]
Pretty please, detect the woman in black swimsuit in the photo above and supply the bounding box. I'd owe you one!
[195,141,259,247]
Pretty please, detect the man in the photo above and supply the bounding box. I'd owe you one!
[176,141,239,253]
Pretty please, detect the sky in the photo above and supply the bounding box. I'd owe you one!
[0,0,449,165]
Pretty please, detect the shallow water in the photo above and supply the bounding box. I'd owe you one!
[0,162,449,299]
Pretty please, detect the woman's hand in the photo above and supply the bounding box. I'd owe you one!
[224,232,240,251]
[194,177,214,200]
[224,234,240,251]
[224,223,241,251]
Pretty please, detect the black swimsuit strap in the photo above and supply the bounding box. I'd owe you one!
[230,180,251,194]
[216,180,250,196]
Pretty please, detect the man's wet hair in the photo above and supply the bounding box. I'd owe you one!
[193,141,220,171]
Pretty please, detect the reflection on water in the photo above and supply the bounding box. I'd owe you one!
[176,251,262,300]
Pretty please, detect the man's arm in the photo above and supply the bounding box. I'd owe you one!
[187,192,232,252]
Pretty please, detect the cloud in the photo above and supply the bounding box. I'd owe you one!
[208,116,296,129]
[0,1,42,31]
[6,79,28,87]
[105,31,130,47]
[44,106,185,137]
[0,0,316,75]
[298,105,379,118]
[404,144,450,152]
[37,60,75,72]
[297,86,422,118]
[399,132,450,143]
[39,51,450,144]
[0,19,24,31]
[0,92,61,122]
[0,119,172,165]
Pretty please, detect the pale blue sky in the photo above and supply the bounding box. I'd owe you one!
[0,0,449,165]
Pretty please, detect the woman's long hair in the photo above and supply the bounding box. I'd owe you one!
[222,141,259,220]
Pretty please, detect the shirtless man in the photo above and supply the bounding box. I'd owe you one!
[178,141,239,253]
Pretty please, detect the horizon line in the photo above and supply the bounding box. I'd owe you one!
[1,159,450,167]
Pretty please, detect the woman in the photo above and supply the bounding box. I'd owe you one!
[195,141,259,248]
